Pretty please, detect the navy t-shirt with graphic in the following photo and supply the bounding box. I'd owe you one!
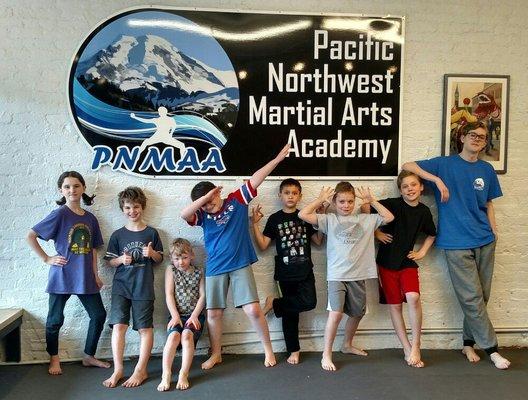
[105,226,163,300]
[263,209,317,281]
[32,205,104,294]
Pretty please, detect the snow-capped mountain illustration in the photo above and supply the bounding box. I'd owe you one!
[75,34,239,118]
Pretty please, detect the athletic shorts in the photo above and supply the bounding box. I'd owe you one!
[206,266,259,309]
[108,294,154,330]
[327,280,366,317]
[167,314,206,345]
[378,265,420,305]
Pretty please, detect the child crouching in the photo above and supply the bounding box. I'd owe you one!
[157,239,205,391]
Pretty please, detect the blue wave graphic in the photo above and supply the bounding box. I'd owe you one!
[73,79,226,148]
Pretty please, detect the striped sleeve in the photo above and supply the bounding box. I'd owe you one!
[229,181,257,205]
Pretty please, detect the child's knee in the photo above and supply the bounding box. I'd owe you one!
[389,303,403,312]
[181,330,194,345]
[242,302,261,319]
[207,309,223,321]
[138,327,153,337]
[405,292,421,305]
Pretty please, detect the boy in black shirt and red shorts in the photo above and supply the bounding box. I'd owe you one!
[363,171,436,368]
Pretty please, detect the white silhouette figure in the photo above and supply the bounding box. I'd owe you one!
[131,107,186,157]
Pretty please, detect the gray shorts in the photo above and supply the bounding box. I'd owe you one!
[206,266,259,309]
[327,280,366,317]
[108,294,154,330]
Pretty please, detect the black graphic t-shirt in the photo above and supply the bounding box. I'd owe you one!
[105,226,163,300]
[263,209,317,281]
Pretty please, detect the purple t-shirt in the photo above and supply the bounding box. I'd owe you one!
[32,205,104,294]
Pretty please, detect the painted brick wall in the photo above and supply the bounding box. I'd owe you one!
[1,0,527,362]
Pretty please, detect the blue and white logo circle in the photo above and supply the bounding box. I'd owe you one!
[473,178,485,191]
[69,10,239,176]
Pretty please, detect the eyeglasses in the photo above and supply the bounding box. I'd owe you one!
[467,132,487,142]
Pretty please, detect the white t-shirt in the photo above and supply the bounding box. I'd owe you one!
[316,213,384,281]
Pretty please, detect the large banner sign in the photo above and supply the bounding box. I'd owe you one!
[68,8,404,178]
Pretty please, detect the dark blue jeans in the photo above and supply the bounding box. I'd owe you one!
[46,293,106,356]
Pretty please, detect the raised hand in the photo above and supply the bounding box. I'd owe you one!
[356,187,377,204]
[205,186,223,201]
[318,186,335,204]
[275,143,291,163]
[121,250,132,265]
[251,204,264,224]
[143,242,154,258]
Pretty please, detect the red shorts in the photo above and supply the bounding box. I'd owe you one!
[378,265,420,304]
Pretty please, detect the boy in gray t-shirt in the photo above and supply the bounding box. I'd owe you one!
[299,182,393,371]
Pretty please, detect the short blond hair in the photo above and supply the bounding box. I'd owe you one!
[170,238,194,256]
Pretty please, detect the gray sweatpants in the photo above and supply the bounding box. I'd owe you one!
[444,241,498,352]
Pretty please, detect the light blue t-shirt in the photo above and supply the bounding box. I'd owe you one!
[417,155,502,249]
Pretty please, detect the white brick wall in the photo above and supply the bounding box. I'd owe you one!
[1,0,527,362]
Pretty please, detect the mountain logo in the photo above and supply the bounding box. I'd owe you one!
[68,10,239,176]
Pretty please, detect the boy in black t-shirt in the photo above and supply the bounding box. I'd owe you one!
[252,178,323,364]
[363,171,436,368]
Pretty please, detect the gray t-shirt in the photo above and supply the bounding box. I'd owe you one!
[105,226,163,300]
[316,213,384,281]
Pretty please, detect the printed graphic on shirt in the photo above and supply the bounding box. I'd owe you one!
[335,223,364,244]
[206,203,236,226]
[68,223,92,255]
[473,178,485,191]
[123,241,147,267]
[277,220,310,265]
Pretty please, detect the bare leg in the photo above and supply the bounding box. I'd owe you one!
[202,309,223,370]
[406,292,424,368]
[341,316,367,356]
[322,311,343,371]
[489,352,511,370]
[49,355,62,375]
[103,324,127,388]
[243,302,276,367]
[287,351,300,365]
[462,346,481,363]
[122,328,152,388]
[388,303,412,361]
[157,332,181,392]
[177,330,195,390]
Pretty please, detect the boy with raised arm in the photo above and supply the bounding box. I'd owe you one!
[180,144,290,369]
[300,183,394,371]
[402,122,510,369]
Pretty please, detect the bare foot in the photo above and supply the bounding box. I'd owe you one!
[157,373,171,391]
[176,372,190,390]
[490,352,511,370]
[122,369,148,388]
[264,351,276,367]
[48,355,62,375]
[341,345,368,356]
[462,346,481,363]
[407,348,425,368]
[262,296,274,316]
[103,370,123,388]
[321,353,336,371]
[82,355,111,369]
[287,351,300,365]
[201,353,222,370]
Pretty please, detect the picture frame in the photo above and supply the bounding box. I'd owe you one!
[442,74,509,174]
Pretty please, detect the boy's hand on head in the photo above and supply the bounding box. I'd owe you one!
[186,316,201,331]
[168,316,182,330]
[375,230,393,244]
[356,187,377,204]
[275,143,291,163]
[318,187,335,204]
[45,254,67,267]
[205,186,223,201]
[251,204,264,224]
[143,242,154,258]
[121,250,132,266]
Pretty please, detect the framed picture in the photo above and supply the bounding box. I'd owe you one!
[442,74,509,174]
